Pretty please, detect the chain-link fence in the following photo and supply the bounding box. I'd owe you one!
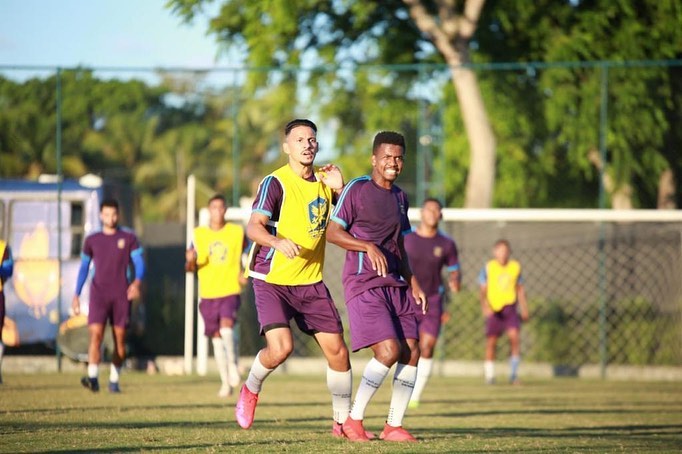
[265,212,682,370]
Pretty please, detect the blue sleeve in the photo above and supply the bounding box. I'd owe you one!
[0,247,13,279]
[75,253,92,295]
[478,265,488,286]
[131,247,145,280]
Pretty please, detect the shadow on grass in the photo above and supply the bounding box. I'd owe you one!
[420,424,682,442]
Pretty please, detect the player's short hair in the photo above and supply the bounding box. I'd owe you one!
[372,131,406,155]
[208,193,227,207]
[285,119,317,136]
[422,197,443,209]
[100,198,119,212]
[494,239,511,249]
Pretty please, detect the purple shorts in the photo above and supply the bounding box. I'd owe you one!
[252,279,343,336]
[486,303,521,337]
[88,289,130,328]
[346,286,418,352]
[199,295,241,337]
[412,294,444,339]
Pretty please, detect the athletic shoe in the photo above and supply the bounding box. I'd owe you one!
[379,423,417,442]
[80,376,100,393]
[235,384,258,429]
[332,422,376,440]
[408,400,419,409]
[108,382,121,393]
[485,377,495,385]
[341,417,370,442]
[218,384,232,398]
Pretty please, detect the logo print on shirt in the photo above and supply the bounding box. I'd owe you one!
[497,273,511,290]
[433,246,443,258]
[209,241,228,263]
[307,197,329,239]
[117,239,125,249]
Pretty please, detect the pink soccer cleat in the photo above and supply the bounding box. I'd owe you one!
[332,422,376,440]
[235,384,259,429]
[341,417,370,442]
[379,423,417,442]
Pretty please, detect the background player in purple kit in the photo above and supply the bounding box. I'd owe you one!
[235,119,358,438]
[327,131,427,443]
[72,199,145,393]
[0,240,13,384]
[404,198,460,409]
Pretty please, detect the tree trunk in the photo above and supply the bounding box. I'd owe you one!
[588,148,633,209]
[657,168,676,209]
[404,0,495,208]
[451,65,496,208]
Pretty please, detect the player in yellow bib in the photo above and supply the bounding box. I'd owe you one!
[478,239,529,384]
[235,119,362,439]
[186,194,247,397]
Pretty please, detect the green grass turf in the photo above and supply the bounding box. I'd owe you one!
[1,372,681,453]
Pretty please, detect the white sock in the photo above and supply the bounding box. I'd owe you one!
[245,351,275,394]
[484,360,495,381]
[109,363,121,383]
[510,355,520,381]
[410,357,433,403]
[88,363,99,379]
[327,367,352,424]
[386,363,417,427]
[212,337,229,387]
[349,358,390,421]
[220,327,240,386]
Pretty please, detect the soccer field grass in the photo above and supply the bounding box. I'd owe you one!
[1,372,681,453]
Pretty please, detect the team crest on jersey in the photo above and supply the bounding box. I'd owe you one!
[209,241,227,262]
[117,239,125,249]
[433,246,443,258]
[307,197,329,239]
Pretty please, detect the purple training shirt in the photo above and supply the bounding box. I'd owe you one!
[330,175,411,301]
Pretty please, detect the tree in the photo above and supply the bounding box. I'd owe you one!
[168,0,495,206]
[480,0,682,208]
[402,0,494,207]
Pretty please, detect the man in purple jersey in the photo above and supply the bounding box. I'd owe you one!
[327,131,427,443]
[72,199,145,393]
[403,198,460,409]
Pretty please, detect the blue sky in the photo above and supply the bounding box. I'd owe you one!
[0,0,222,71]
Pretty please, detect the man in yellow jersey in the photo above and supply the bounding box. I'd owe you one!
[235,119,361,440]
[478,239,529,384]
[0,239,14,384]
[186,194,247,397]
